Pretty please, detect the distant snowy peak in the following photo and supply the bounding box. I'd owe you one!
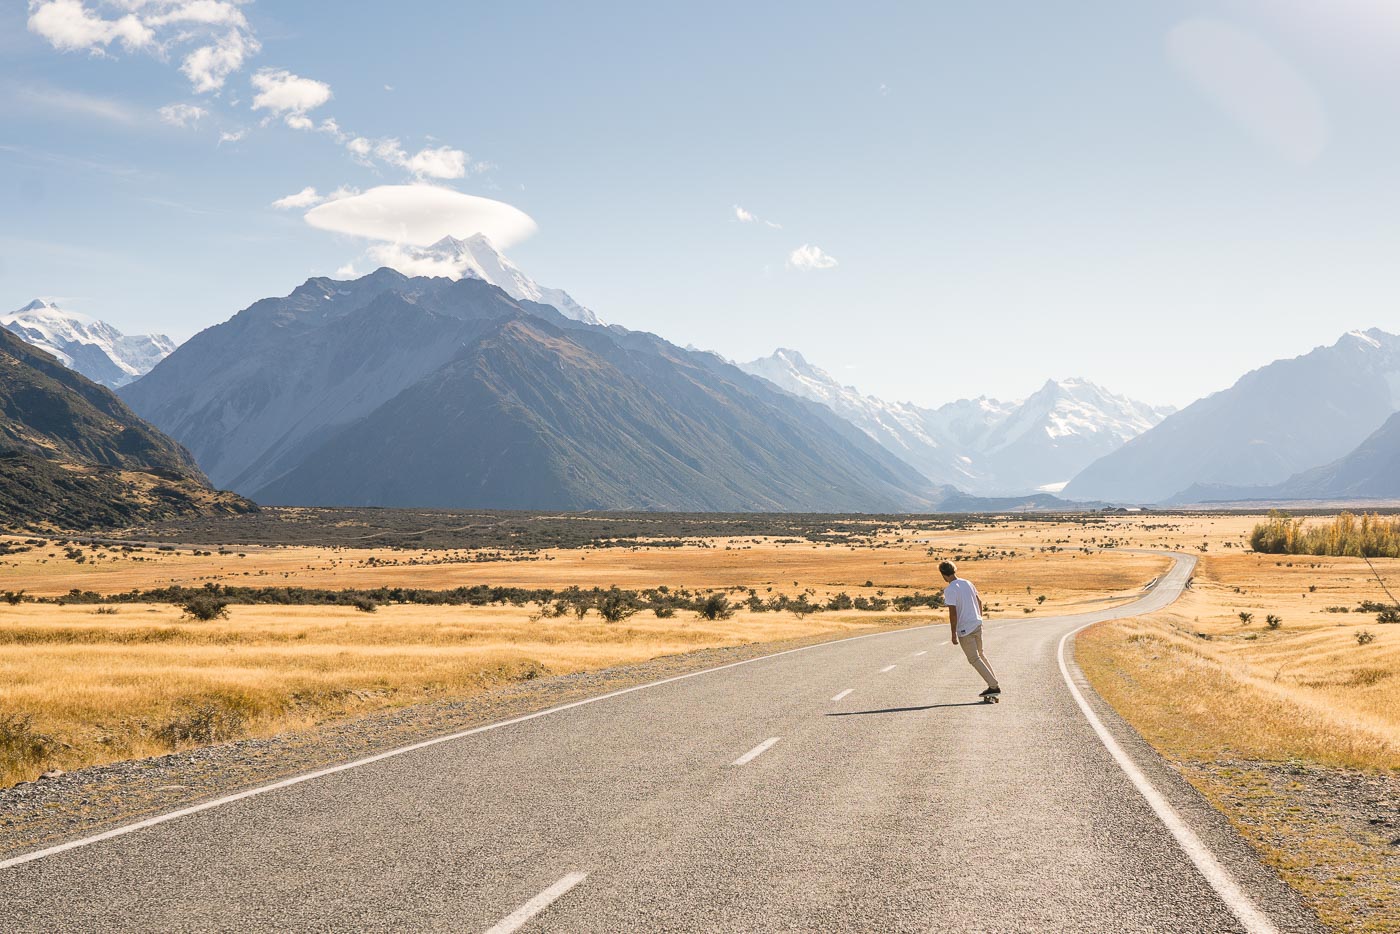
[2,299,176,389]
[995,378,1174,448]
[419,234,601,325]
[739,348,1172,495]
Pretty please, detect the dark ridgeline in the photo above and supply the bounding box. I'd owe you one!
[1063,329,1400,504]
[122,270,936,512]
[0,326,251,529]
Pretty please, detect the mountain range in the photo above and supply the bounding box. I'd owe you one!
[1064,329,1400,504]
[121,270,936,511]
[740,349,1171,494]
[0,324,249,529]
[3,300,175,389]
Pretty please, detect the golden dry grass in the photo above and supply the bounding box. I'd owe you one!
[0,524,1170,787]
[1078,548,1400,932]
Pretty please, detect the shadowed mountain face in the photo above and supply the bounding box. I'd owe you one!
[124,271,934,511]
[0,325,249,529]
[1064,329,1400,504]
[1174,410,1400,504]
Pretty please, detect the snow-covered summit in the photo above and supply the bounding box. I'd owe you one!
[414,234,601,325]
[739,349,1172,495]
[2,299,176,389]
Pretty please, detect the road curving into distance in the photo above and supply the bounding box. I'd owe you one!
[0,551,1322,932]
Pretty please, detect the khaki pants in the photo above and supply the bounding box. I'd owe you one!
[958,627,999,689]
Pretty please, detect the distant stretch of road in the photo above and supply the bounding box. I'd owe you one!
[1,552,1321,932]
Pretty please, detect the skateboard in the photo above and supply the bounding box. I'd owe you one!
[981,693,1001,704]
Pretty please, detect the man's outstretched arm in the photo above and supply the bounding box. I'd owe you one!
[948,605,959,645]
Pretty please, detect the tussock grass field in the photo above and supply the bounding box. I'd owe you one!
[1078,544,1400,932]
[0,524,1168,787]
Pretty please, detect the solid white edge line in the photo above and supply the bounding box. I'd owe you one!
[483,871,588,934]
[731,737,780,766]
[1058,616,1279,933]
[2,620,940,870]
[879,664,896,673]
[831,689,853,702]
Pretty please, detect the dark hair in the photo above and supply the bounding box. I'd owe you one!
[938,561,956,577]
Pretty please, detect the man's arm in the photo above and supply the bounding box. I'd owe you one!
[948,604,959,644]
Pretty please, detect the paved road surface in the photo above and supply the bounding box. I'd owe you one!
[1,553,1321,932]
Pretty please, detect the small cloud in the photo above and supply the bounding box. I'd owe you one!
[879,82,889,96]
[158,102,207,127]
[250,68,332,118]
[788,244,838,270]
[383,84,394,91]
[734,203,782,228]
[284,113,313,130]
[304,183,537,249]
[181,29,258,93]
[271,186,323,209]
[335,262,358,278]
[217,128,246,144]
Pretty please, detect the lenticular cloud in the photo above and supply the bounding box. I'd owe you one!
[304,185,538,249]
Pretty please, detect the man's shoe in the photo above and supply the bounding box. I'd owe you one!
[979,686,1001,696]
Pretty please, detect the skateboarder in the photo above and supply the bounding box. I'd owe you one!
[939,561,1001,700]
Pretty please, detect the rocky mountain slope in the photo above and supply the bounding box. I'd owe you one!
[3,299,175,389]
[0,326,249,530]
[123,271,934,511]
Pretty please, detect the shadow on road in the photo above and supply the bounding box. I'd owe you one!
[826,703,989,716]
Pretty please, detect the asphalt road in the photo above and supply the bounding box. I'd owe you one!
[1,553,1323,933]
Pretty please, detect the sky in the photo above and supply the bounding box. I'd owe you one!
[4,1,1400,410]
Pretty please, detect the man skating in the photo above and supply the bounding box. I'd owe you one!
[939,560,1001,700]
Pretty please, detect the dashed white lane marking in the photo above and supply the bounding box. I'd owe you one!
[1059,572,1279,934]
[913,651,927,657]
[879,665,896,673]
[484,871,589,934]
[731,737,780,766]
[1,621,943,870]
[831,689,853,702]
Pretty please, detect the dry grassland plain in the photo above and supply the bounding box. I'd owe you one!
[5,513,1395,930]
[1075,517,1400,933]
[0,521,1167,789]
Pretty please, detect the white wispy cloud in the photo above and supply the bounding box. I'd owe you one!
[788,244,838,270]
[345,136,471,179]
[271,186,323,209]
[158,102,207,127]
[29,0,258,92]
[734,203,782,229]
[217,128,245,144]
[11,82,143,125]
[27,0,153,53]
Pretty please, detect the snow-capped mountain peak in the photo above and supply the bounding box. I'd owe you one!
[2,299,176,389]
[739,349,1172,495]
[413,234,602,325]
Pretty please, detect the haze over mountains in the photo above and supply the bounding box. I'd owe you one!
[3,300,175,389]
[1064,329,1400,504]
[8,237,1400,513]
[740,349,1171,495]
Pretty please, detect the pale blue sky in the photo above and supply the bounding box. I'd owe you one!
[4,1,1400,408]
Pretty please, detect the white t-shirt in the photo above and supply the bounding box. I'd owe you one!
[943,577,983,637]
